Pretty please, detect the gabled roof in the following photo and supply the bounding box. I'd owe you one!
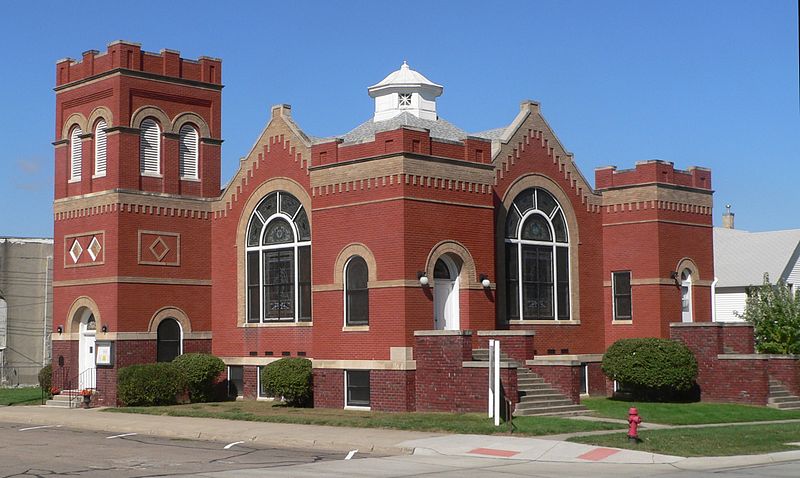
[714,227,800,287]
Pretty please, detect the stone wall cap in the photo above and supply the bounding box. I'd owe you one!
[531,353,604,362]
[526,359,582,366]
[717,354,769,360]
[670,321,753,327]
[476,330,535,336]
[414,330,473,336]
[763,354,800,360]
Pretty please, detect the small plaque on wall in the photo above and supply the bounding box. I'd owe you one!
[95,341,114,367]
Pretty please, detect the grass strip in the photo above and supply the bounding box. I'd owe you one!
[569,422,800,457]
[582,397,800,425]
[0,387,44,406]
[105,401,620,436]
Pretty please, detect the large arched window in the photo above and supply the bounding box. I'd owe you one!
[505,187,570,321]
[157,318,182,362]
[179,124,199,179]
[139,118,161,175]
[246,191,311,323]
[94,120,107,177]
[70,126,82,181]
[345,256,369,326]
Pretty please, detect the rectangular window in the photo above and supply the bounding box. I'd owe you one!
[257,366,273,399]
[522,245,553,320]
[506,244,519,321]
[298,246,311,322]
[247,251,260,323]
[579,363,589,395]
[345,370,370,408]
[612,271,632,321]
[556,246,570,320]
[228,365,244,398]
[264,250,294,321]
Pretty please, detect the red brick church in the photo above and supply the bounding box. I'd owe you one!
[51,42,714,413]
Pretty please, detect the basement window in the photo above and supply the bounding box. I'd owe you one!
[345,370,370,408]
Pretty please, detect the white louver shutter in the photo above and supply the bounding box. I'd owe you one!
[94,120,107,176]
[70,127,82,180]
[179,125,199,179]
[139,118,161,174]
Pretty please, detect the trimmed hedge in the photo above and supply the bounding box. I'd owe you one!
[261,357,312,406]
[172,353,225,403]
[118,363,184,406]
[38,364,52,394]
[602,338,698,399]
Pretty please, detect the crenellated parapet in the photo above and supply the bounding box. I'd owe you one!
[55,40,222,88]
[596,160,711,191]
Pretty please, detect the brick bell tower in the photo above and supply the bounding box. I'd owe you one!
[51,41,222,405]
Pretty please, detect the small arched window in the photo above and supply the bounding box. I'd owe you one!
[139,118,161,175]
[179,124,199,179]
[157,318,182,362]
[345,256,369,326]
[94,120,107,177]
[70,126,82,181]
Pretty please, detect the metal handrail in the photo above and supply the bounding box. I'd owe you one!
[49,366,97,408]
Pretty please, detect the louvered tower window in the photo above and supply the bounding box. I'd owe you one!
[139,118,161,175]
[69,127,82,181]
[179,125,199,179]
[94,120,107,177]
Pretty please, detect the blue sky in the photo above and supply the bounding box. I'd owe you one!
[1,0,797,237]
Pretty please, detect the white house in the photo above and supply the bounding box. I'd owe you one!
[713,208,800,322]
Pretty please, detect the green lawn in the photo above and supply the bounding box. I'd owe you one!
[106,401,621,436]
[582,397,800,425]
[0,387,44,406]
[569,422,800,457]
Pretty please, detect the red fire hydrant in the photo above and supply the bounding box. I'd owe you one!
[628,407,642,443]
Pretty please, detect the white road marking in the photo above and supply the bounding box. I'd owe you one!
[345,450,358,460]
[224,441,245,449]
[19,425,61,431]
[106,433,137,439]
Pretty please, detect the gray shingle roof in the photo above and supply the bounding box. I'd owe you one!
[714,227,800,287]
[339,112,467,144]
[471,127,508,140]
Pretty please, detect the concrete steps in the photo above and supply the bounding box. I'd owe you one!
[471,349,589,417]
[768,380,800,410]
[44,390,83,408]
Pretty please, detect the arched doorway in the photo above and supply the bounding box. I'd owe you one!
[78,310,96,389]
[433,255,460,330]
[157,318,182,362]
[681,269,693,323]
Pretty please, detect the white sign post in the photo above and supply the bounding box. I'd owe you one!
[487,339,501,426]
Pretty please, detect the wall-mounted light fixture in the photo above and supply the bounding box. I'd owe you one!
[417,271,429,286]
[480,274,491,288]
[56,325,63,334]
[101,325,108,333]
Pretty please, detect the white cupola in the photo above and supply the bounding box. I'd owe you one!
[368,61,443,122]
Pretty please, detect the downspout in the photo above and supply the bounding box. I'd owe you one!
[711,276,718,322]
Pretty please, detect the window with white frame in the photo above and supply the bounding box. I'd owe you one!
[179,124,199,179]
[246,191,311,323]
[345,370,370,408]
[227,365,243,398]
[94,120,107,177]
[156,318,182,362]
[139,118,161,175]
[612,271,632,321]
[257,366,273,399]
[69,126,82,181]
[345,256,369,326]
[505,187,570,320]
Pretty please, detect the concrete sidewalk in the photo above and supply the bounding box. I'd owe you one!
[1,405,799,470]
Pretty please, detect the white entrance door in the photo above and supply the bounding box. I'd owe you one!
[681,270,693,323]
[433,257,460,330]
[79,313,97,389]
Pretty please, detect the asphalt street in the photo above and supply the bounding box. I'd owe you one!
[2,420,800,477]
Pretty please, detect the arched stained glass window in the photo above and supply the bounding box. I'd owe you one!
[505,188,570,321]
[246,191,311,323]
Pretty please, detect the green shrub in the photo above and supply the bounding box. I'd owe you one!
[118,363,184,406]
[261,357,312,406]
[737,275,800,354]
[602,338,698,400]
[172,353,225,403]
[38,364,52,394]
